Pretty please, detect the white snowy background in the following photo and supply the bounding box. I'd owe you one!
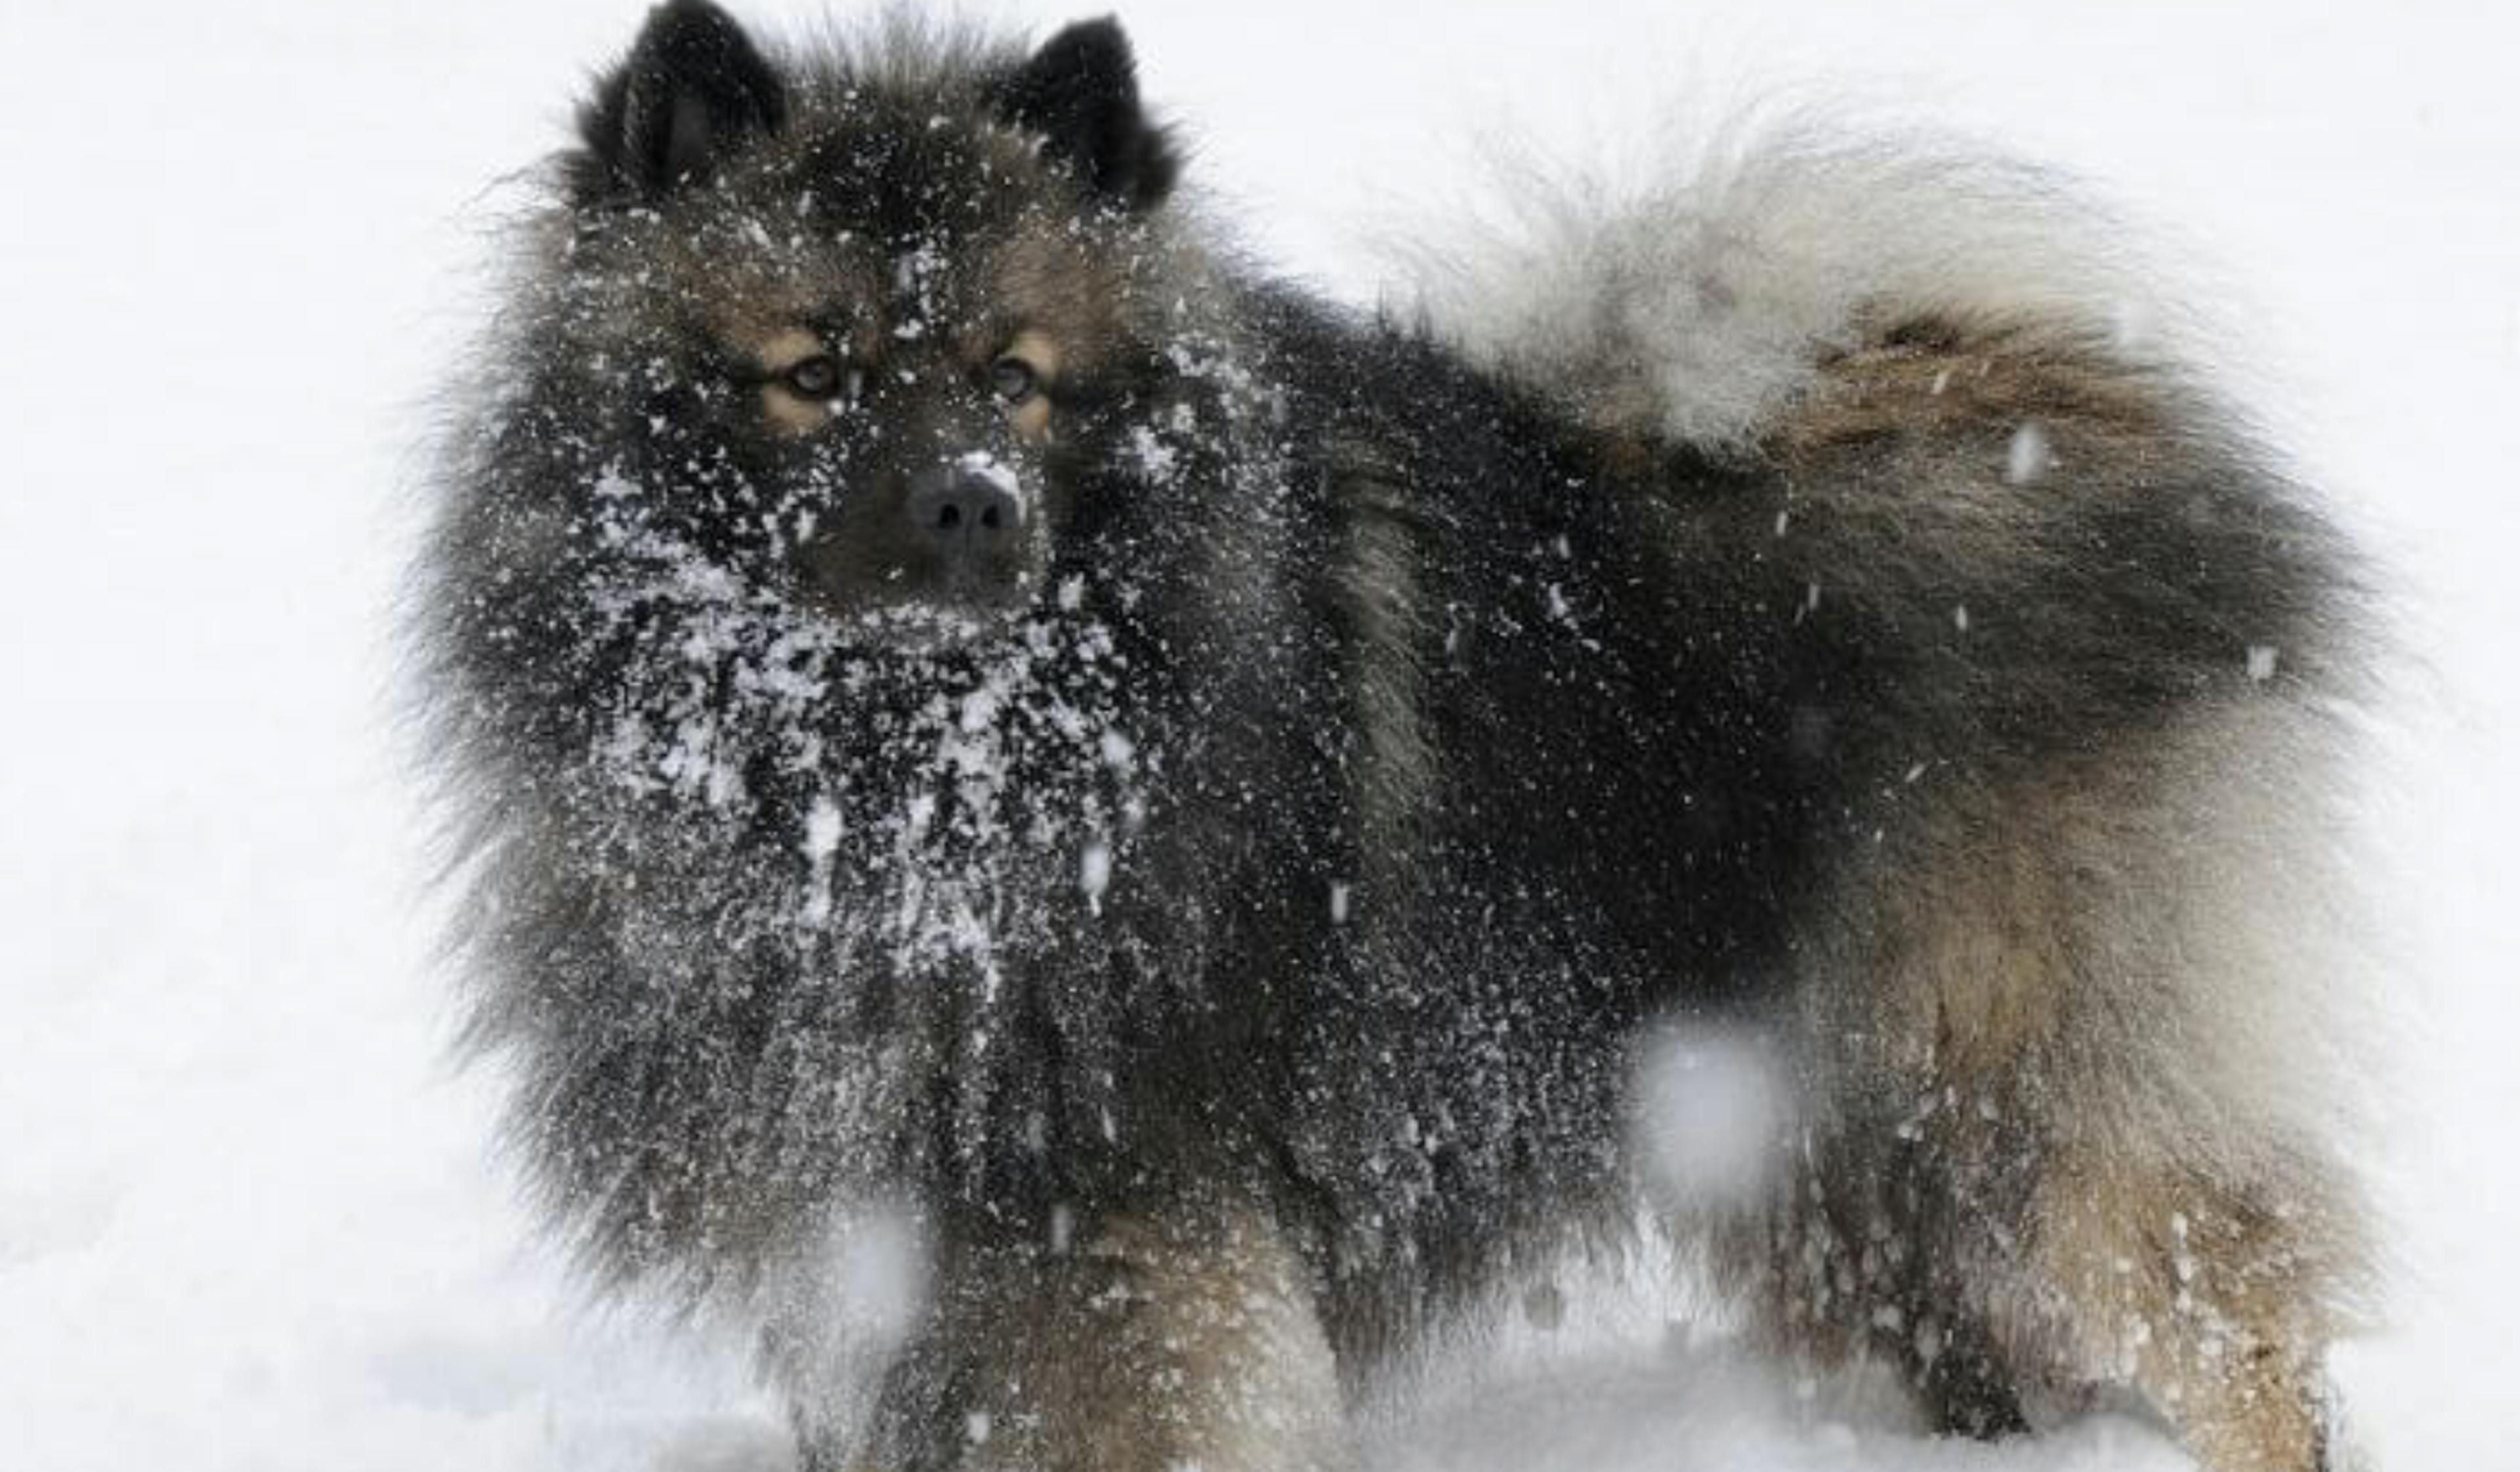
[2,1,2513,1468]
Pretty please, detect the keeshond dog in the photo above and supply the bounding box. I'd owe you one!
[412,3,2376,1469]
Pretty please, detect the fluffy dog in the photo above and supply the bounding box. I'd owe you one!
[412,4,2376,1468]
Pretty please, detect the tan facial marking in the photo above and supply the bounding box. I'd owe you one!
[758,327,827,373]
[1013,398,1053,443]
[757,327,837,435]
[1003,329,1062,381]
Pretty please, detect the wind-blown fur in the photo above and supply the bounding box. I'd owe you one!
[1413,127,2181,450]
[413,7,2376,1471]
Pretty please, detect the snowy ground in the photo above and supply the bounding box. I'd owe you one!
[3,2,2514,1469]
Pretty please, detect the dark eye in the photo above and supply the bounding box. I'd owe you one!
[784,355,843,399]
[990,355,1040,404]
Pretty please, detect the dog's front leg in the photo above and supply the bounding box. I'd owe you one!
[850,1199,1347,1472]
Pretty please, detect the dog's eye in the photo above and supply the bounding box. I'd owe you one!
[784,356,844,399]
[990,355,1040,404]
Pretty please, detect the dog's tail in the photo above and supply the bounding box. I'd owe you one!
[1401,120,2193,453]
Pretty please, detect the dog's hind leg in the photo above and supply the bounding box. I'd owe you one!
[1750,731,2370,1472]
[1995,1148,2362,1472]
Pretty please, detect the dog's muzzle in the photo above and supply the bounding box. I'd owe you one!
[906,454,1028,576]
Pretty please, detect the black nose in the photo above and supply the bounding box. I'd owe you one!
[906,463,1025,559]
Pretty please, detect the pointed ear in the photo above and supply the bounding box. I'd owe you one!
[989,19,1180,212]
[571,0,786,205]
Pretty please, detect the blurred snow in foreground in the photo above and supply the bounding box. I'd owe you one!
[1363,1347,2197,1472]
[1632,1026,1793,1211]
[612,1331,2205,1472]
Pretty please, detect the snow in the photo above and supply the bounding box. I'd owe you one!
[1631,1028,1790,1211]
[953,451,1024,503]
[818,1205,934,1350]
[2,3,2514,1471]
[1366,1347,2206,1472]
[1080,837,1114,910]
[2004,423,2053,486]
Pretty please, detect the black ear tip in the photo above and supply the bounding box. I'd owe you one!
[629,0,746,70]
[572,0,784,203]
[1046,16,1135,61]
[994,15,1178,211]
[646,0,746,38]
[1024,16,1146,107]
[635,0,782,106]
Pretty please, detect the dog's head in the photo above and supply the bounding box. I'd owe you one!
[544,1,1184,650]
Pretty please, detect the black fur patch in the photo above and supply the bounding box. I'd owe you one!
[987,20,1180,211]
[571,0,786,204]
